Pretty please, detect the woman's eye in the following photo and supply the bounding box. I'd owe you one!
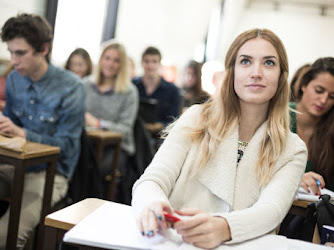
[241,59,250,65]
[264,60,275,66]
[315,88,324,94]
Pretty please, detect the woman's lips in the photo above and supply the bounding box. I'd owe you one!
[246,84,265,90]
[314,104,324,111]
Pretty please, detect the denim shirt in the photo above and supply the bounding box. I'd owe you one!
[4,64,85,179]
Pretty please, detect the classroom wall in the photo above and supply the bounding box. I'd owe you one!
[115,0,221,77]
[218,0,334,79]
[0,0,334,80]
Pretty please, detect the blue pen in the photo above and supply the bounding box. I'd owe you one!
[315,179,321,186]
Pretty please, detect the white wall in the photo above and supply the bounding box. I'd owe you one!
[1,0,334,81]
[0,0,45,60]
[218,0,334,80]
[116,0,221,76]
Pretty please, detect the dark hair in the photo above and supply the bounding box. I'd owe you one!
[141,46,161,61]
[297,57,334,184]
[65,48,93,76]
[289,63,311,102]
[184,60,207,100]
[1,13,53,62]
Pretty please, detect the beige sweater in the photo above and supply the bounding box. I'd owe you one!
[132,105,307,245]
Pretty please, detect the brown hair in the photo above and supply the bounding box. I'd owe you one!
[1,13,53,62]
[183,60,206,100]
[141,46,162,61]
[65,48,93,76]
[296,57,334,183]
[290,64,311,102]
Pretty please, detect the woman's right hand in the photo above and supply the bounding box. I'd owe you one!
[301,171,325,195]
[137,201,173,237]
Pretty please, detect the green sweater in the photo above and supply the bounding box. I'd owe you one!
[289,102,334,191]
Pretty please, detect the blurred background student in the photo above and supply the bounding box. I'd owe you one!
[181,60,209,112]
[84,40,138,202]
[279,57,334,240]
[291,57,334,193]
[132,46,181,127]
[65,48,93,83]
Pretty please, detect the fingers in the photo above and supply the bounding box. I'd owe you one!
[0,117,20,136]
[138,208,159,237]
[177,215,226,249]
[174,213,207,233]
[300,181,310,193]
[302,172,326,195]
[175,208,201,216]
[137,202,173,237]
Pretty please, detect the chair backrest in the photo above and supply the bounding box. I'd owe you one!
[138,98,158,123]
[66,129,104,204]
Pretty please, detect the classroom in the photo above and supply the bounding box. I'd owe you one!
[0,0,334,249]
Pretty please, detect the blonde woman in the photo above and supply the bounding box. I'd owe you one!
[131,28,307,248]
[85,41,138,198]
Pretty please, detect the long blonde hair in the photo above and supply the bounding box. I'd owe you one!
[96,41,130,93]
[171,29,290,186]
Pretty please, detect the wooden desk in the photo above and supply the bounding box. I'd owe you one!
[145,122,163,151]
[86,130,123,201]
[0,142,60,250]
[289,199,310,217]
[44,198,107,250]
[145,122,163,136]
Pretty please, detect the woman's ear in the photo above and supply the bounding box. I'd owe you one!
[301,84,305,93]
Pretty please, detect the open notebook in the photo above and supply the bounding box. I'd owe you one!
[295,187,334,202]
[62,201,323,250]
[63,202,184,249]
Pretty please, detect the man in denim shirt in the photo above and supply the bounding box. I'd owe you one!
[0,13,85,249]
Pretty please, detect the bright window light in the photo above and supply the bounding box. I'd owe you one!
[52,0,108,67]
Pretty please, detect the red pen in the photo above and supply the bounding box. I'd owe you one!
[163,211,181,222]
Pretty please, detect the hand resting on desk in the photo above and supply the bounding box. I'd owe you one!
[301,171,325,196]
[137,202,231,249]
[0,115,26,138]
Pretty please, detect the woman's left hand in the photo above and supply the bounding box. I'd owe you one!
[174,208,231,249]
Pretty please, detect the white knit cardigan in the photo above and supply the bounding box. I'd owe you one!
[132,105,307,245]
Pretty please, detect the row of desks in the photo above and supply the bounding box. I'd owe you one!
[43,198,317,250]
[0,123,164,250]
[0,129,123,250]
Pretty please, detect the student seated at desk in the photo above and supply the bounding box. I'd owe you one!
[290,57,334,193]
[180,60,210,112]
[132,46,181,127]
[0,13,85,249]
[279,57,334,240]
[65,47,94,84]
[84,40,138,201]
[131,28,307,249]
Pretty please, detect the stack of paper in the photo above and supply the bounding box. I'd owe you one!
[295,187,334,202]
[63,202,184,249]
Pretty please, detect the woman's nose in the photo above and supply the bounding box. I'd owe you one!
[319,92,329,104]
[250,64,262,79]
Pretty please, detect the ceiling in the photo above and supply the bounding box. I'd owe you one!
[247,0,334,15]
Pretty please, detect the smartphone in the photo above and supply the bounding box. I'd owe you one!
[163,211,181,222]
